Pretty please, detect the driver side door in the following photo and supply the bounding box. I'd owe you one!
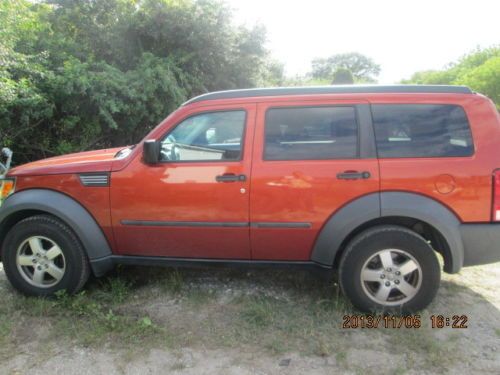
[110,103,255,259]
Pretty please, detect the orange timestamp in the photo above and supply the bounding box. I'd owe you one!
[430,315,468,329]
[342,314,469,329]
[342,314,422,329]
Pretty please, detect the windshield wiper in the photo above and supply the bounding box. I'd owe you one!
[114,146,134,159]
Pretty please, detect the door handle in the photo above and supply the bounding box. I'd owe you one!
[215,173,247,183]
[336,171,371,180]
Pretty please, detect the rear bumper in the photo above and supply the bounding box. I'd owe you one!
[460,223,500,267]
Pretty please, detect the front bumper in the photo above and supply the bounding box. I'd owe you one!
[460,223,500,267]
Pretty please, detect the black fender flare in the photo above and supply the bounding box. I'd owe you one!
[0,189,112,274]
[311,192,464,273]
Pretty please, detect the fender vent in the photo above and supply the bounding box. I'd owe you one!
[79,173,110,187]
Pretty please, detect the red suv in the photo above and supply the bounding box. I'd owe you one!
[1,85,499,312]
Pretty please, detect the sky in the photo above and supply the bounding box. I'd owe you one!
[228,0,499,83]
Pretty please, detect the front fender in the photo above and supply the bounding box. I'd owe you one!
[0,189,112,275]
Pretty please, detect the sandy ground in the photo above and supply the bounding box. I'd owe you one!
[1,262,499,375]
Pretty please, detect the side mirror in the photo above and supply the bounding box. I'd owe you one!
[143,140,160,164]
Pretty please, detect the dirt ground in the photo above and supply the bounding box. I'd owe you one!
[0,261,499,375]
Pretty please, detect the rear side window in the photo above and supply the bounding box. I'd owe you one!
[372,104,473,158]
[264,106,358,160]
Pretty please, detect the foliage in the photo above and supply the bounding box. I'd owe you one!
[2,1,498,165]
[403,46,500,108]
[281,75,330,87]
[331,68,354,84]
[0,0,282,163]
[312,52,381,83]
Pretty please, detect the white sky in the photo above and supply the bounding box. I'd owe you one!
[228,0,500,83]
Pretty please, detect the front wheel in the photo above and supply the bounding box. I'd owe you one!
[339,225,441,313]
[2,215,90,296]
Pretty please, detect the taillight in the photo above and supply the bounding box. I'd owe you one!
[493,170,500,221]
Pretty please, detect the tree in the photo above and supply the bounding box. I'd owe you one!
[0,0,283,164]
[0,0,55,159]
[331,68,354,84]
[312,52,380,83]
[403,46,499,108]
[460,57,499,109]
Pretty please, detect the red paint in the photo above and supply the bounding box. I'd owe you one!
[249,99,379,260]
[12,174,115,249]
[373,95,499,222]
[110,103,255,258]
[7,91,500,260]
[9,148,122,176]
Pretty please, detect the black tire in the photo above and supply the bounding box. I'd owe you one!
[2,215,90,296]
[339,225,440,314]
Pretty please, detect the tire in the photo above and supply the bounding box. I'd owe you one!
[2,214,90,296]
[339,225,440,314]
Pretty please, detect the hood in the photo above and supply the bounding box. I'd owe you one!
[8,147,125,177]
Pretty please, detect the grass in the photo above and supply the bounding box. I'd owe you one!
[184,287,215,307]
[239,296,276,328]
[0,319,12,350]
[383,321,463,371]
[0,274,164,350]
[0,265,479,372]
[392,368,407,375]
[18,291,161,347]
[160,269,184,294]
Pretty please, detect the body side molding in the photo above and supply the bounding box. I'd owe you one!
[0,189,112,275]
[121,220,312,228]
[121,220,248,228]
[250,222,312,229]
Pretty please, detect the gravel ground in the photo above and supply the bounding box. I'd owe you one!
[0,262,499,375]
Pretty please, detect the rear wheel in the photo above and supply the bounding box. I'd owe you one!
[339,225,440,313]
[2,215,90,296]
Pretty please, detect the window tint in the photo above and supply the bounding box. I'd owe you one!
[264,106,358,160]
[372,104,473,158]
[160,111,245,161]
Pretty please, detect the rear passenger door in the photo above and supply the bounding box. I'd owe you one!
[250,100,380,260]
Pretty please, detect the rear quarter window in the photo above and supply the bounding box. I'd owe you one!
[372,104,474,158]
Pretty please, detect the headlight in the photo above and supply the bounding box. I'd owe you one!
[0,178,15,206]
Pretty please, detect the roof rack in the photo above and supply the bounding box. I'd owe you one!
[183,85,473,105]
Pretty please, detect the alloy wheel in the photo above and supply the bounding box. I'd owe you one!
[16,236,66,288]
[360,248,422,306]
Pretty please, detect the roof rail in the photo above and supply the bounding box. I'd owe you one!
[183,85,473,106]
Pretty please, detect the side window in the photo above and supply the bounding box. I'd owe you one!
[264,106,358,160]
[372,104,474,158]
[160,111,246,161]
